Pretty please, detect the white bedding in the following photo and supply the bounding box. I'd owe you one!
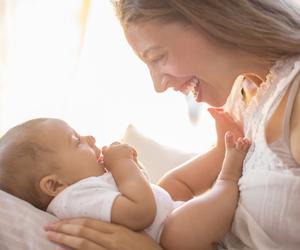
[0,190,58,250]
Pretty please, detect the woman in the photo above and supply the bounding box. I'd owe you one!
[44,1,300,249]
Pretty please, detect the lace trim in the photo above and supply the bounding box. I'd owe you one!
[243,55,300,171]
[243,55,300,132]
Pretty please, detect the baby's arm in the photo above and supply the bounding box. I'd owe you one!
[103,142,156,231]
[158,109,243,201]
[160,133,250,250]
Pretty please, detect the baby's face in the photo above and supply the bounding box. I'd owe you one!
[39,119,106,184]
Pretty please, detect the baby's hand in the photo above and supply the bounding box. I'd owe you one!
[217,131,251,182]
[102,142,137,170]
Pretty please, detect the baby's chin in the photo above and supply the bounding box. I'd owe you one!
[97,163,107,175]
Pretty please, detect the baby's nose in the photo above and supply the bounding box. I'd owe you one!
[86,135,96,146]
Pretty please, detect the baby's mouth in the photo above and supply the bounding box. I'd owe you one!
[97,155,104,164]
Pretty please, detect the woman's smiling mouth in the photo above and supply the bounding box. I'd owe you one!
[180,77,201,101]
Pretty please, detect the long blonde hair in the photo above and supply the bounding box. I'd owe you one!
[112,0,300,63]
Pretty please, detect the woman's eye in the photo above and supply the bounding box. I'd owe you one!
[150,55,164,64]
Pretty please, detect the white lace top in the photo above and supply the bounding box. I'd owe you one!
[224,55,300,250]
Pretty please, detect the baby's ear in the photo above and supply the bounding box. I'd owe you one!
[39,175,67,197]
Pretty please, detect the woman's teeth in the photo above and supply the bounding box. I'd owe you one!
[182,86,193,95]
[182,78,200,97]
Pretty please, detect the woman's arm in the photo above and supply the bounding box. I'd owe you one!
[44,218,163,250]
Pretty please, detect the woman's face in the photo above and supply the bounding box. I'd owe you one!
[125,20,242,106]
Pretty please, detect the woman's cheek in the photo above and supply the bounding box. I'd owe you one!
[162,61,187,76]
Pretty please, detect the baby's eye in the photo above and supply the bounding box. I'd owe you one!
[74,136,81,146]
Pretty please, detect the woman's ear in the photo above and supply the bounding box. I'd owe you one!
[39,175,68,197]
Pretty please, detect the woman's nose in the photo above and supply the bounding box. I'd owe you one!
[150,70,168,93]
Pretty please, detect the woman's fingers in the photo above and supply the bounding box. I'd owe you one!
[45,219,125,249]
[45,222,111,248]
[207,107,219,119]
[208,108,243,132]
[47,230,104,250]
[46,218,118,235]
[208,108,232,122]
[45,219,162,250]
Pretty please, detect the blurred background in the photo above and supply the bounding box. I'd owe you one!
[0,0,215,153]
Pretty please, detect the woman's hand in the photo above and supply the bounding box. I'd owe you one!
[44,218,163,250]
[208,107,244,148]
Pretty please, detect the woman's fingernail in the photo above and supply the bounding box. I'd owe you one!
[46,231,58,239]
[44,223,56,230]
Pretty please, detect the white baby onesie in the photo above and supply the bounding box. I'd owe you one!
[47,172,183,242]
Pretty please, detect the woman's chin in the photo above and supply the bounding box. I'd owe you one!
[195,95,225,107]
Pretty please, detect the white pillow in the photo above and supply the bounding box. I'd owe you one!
[121,124,197,183]
[0,124,196,249]
[0,190,58,250]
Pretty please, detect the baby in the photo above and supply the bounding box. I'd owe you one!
[0,115,250,249]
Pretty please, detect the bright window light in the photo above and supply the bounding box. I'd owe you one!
[0,0,216,154]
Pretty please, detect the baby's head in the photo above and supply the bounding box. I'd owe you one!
[0,118,105,210]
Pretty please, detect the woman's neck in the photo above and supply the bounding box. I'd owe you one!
[242,58,273,87]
